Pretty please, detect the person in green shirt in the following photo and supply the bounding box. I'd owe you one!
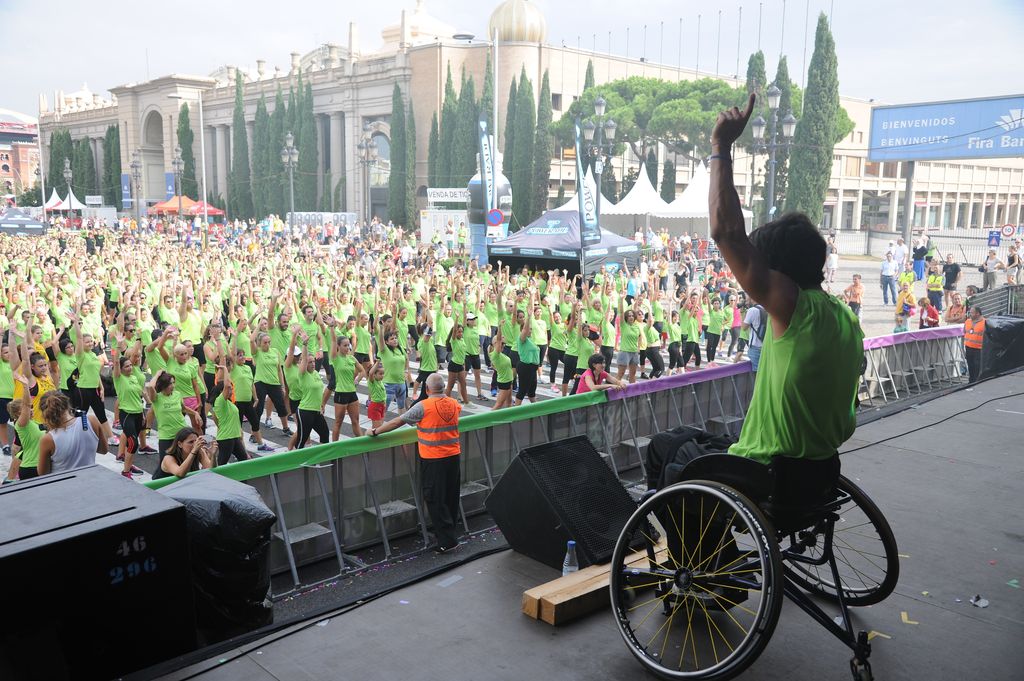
[412,307,438,403]
[293,343,328,450]
[111,343,145,479]
[443,318,470,404]
[72,312,117,448]
[641,314,665,379]
[545,309,568,392]
[666,310,685,375]
[7,373,42,480]
[210,361,248,465]
[227,336,274,453]
[146,370,200,459]
[709,95,864,466]
[250,331,292,437]
[366,360,387,428]
[514,291,540,405]
[327,323,366,440]
[615,297,643,384]
[680,292,703,369]
[704,297,729,363]
[0,340,13,456]
[489,325,514,410]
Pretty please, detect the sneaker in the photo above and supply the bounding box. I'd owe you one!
[116,454,125,462]
[490,388,497,397]
[551,385,561,393]
[281,427,294,437]
[640,373,650,379]
[112,421,122,432]
[129,465,144,475]
[121,471,134,480]
[249,434,258,444]
[138,445,157,454]
[477,394,490,402]
[1,445,9,457]
[108,437,120,447]
[257,443,275,452]
[263,419,274,429]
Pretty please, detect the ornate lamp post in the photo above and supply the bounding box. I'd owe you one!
[62,158,73,226]
[281,131,299,230]
[751,84,798,221]
[356,123,379,224]
[578,96,617,279]
[171,144,184,220]
[129,149,143,227]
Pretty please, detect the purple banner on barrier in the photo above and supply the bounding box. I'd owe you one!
[862,324,963,350]
[607,360,752,401]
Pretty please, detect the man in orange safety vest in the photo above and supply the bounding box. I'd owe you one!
[963,306,985,384]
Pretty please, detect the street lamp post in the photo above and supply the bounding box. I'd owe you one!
[62,158,73,226]
[356,123,379,225]
[580,96,617,280]
[129,149,142,227]
[171,145,184,230]
[168,91,208,247]
[281,131,299,232]
[751,84,797,221]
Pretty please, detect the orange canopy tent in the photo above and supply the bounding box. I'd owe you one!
[147,195,197,215]
[186,201,225,217]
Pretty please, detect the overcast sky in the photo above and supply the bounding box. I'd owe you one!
[3,0,1022,119]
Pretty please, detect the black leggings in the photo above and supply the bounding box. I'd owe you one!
[727,327,741,356]
[644,347,665,378]
[119,410,144,454]
[516,362,538,401]
[561,354,579,387]
[79,387,107,424]
[705,332,721,363]
[62,385,82,411]
[255,381,288,418]
[236,399,261,432]
[547,347,565,383]
[296,409,329,449]
[668,341,683,369]
[682,341,702,367]
[600,345,614,368]
[217,437,250,465]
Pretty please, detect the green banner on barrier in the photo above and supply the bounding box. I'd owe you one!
[144,390,608,490]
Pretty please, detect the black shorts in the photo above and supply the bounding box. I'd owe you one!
[334,391,358,405]
[416,370,435,383]
[0,398,9,425]
[354,352,370,364]
[289,398,300,414]
[191,343,207,365]
[497,380,512,390]
[465,355,481,371]
[448,361,465,373]
[510,351,520,367]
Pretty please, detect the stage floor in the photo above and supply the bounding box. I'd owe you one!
[162,373,1024,681]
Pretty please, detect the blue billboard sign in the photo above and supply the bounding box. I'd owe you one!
[868,94,1024,162]
[165,172,176,200]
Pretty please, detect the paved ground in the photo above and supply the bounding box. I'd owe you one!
[161,372,1024,681]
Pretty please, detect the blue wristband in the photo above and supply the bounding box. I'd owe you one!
[709,154,731,162]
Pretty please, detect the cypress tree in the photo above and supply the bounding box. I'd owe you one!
[768,56,795,212]
[584,60,595,91]
[228,70,254,219]
[71,138,97,198]
[405,100,418,227]
[102,125,122,209]
[619,167,637,202]
[511,69,535,229]
[645,149,658,188]
[297,82,318,210]
[502,75,518,182]
[452,75,478,187]
[531,70,553,221]
[438,63,458,186]
[269,87,286,216]
[388,83,407,225]
[480,52,495,133]
[660,159,676,203]
[176,103,198,199]
[252,96,271,218]
[48,129,73,198]
[745,50,769,221]
[784,13,838,224]
[427,112,440,188]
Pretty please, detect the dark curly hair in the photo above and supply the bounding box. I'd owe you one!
[748,212,827,289]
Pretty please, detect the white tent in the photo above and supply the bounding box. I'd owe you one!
[554,168,598,212]
[602,163,670,216]
[63,190,87,210]
[43,189,64,210]
[655,163,753,219]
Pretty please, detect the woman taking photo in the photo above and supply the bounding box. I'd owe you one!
[151,427,215,480]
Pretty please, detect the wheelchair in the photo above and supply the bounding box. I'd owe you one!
[610,453,899,681]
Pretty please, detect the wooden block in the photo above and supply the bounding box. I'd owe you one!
[521,562,608,620]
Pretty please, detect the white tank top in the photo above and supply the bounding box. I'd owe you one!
[49,413,99,473]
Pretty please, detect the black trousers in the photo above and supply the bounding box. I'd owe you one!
[421,454,461,549]
[965,346,981,384]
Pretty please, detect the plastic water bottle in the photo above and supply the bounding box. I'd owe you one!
[562,540,579,576]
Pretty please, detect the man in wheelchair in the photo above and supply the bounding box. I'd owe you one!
[610,96,895,681]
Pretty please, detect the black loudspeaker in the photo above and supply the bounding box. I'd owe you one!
[0,466,196,681]
[485,436,638,570]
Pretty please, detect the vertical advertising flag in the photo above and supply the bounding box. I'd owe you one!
[477,119,495,211]
[164,172,175,200]
[121,174,132,205]
[574,120,600,244]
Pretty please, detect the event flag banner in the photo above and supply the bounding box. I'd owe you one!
[120,174,132,206]
[574,120,601,244]
[869,94,1024,162]
[477,119,495,211]
[164,172,175,200]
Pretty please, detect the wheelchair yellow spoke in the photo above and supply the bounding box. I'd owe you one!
[705,566,762,578]
[704,550,756,576]
[693,582,759,618]
[688,598,700,671]
[694,498,722,569]
[633,589,674,634]
[645,590,686,653]
[694,511,738,572]
[677,596,698,671]
[667,504,694,568]
[691,584,723,666]
[639,528,679,569]
[628,589,675,614]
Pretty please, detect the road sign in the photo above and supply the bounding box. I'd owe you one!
[486,208,504,227]
[1002,224,1016,238]
[987,230,1001,248]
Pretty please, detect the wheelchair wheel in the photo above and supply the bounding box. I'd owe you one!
[784,475,899,606]
[610,480,783,681]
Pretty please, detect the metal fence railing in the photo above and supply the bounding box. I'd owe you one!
[968,285,1024,318]
[143,328,974,593]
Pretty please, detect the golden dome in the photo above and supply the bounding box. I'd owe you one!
[488,0,547,43]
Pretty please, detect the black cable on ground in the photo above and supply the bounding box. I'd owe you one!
[129,543,511,681]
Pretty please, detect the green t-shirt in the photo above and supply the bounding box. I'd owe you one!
[113,372,143,414]
[681,310,700,340]
[284,363,303,400]
[147,344,167,375]
[666,321,683,344]
[490,349,513,383]
[549,321,568,352]
[231,364,255,403]
[434,313,454,348]
[643,325,659,345]
[214,394,242,441]
[354,325,372,356]
[254,348,282,385]
[530,318,548,347]
[154,391,187,440]
[368,378,385,404]
[619,322,641,353]
[449,332,467,364]
[297,370,324,411]
[518,337,540,365]
[331,354,357,393]
[15,421,42,467]
[166,359,197,397]
[0,358,13,399]
[730,290,864,464]
[77,351,102,389]
[380,346,406,384]
[706,308,728,336]
[269,328,290,362]
[417,336,438,372]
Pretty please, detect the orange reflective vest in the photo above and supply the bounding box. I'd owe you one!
[964,318,985,349]
[417,396,462,459]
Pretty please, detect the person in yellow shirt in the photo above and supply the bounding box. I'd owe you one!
[894,282,917,317]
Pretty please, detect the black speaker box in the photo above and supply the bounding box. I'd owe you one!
[485,436,638,570]
[0,466,197,681]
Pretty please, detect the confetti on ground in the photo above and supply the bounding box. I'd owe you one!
[900,611,919,625]
[1007,579,1020,589]
[921,591,929,597]
[989,560,998,566]
[867,631,892,641]
[399,599,410,604]
[437,575,463,588]
[316,619,331,627]
[969,595,989,609]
